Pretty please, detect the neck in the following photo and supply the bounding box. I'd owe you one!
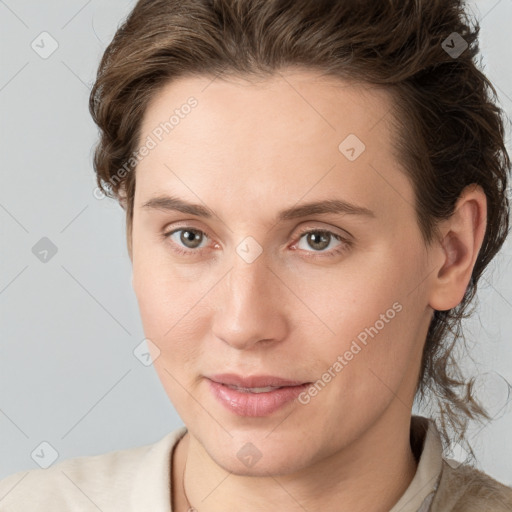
[172,407,418,512]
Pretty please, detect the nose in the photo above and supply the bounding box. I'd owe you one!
[211,251,290,351]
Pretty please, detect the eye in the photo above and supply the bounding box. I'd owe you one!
[292,229,350,258]
[164,227,211,255]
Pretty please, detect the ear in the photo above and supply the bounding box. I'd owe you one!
[428,184,487,311]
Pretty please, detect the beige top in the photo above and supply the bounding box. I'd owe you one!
[0,415,511,511]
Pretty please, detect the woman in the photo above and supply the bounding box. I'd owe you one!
[1,0,511,510]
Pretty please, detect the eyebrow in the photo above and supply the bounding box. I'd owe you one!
[141,195,375,222]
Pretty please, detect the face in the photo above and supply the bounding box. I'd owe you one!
[131,69,435,476]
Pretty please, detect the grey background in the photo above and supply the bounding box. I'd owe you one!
[1,0,511,484]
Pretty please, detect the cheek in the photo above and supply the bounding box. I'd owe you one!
[131,248,219,386]
[133,263,207,407]
[309,249,426,387]
[132,239,203,337]
[134,273,204,357]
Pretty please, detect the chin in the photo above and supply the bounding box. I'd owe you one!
[203,434,318,478]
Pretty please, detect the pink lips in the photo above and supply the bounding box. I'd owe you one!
[206,373,311,417]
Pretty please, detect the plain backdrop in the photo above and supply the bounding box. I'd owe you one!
[1,0,511,485]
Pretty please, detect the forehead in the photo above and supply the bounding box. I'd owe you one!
[141,69,394,144]
[135,69,413,222]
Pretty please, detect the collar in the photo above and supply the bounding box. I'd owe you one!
[130,426,187,512]
[389,415,444,512]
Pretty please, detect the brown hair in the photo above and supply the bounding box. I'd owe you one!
[89,0,510,457]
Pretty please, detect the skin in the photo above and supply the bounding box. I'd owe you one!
[129,68,487,512]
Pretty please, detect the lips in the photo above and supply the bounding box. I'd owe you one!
[206,373,312,416]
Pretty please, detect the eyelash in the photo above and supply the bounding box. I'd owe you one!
[161,225,352,259]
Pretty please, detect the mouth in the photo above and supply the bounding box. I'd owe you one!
[205,373,312,417]
[222,384,285,393]
[207,373,309,388]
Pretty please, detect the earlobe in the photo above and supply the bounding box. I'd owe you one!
[427,184,487,312]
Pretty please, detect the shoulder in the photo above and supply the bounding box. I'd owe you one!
[0,443,150,510]
[0,427,186,511]
[431,459,512,512]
